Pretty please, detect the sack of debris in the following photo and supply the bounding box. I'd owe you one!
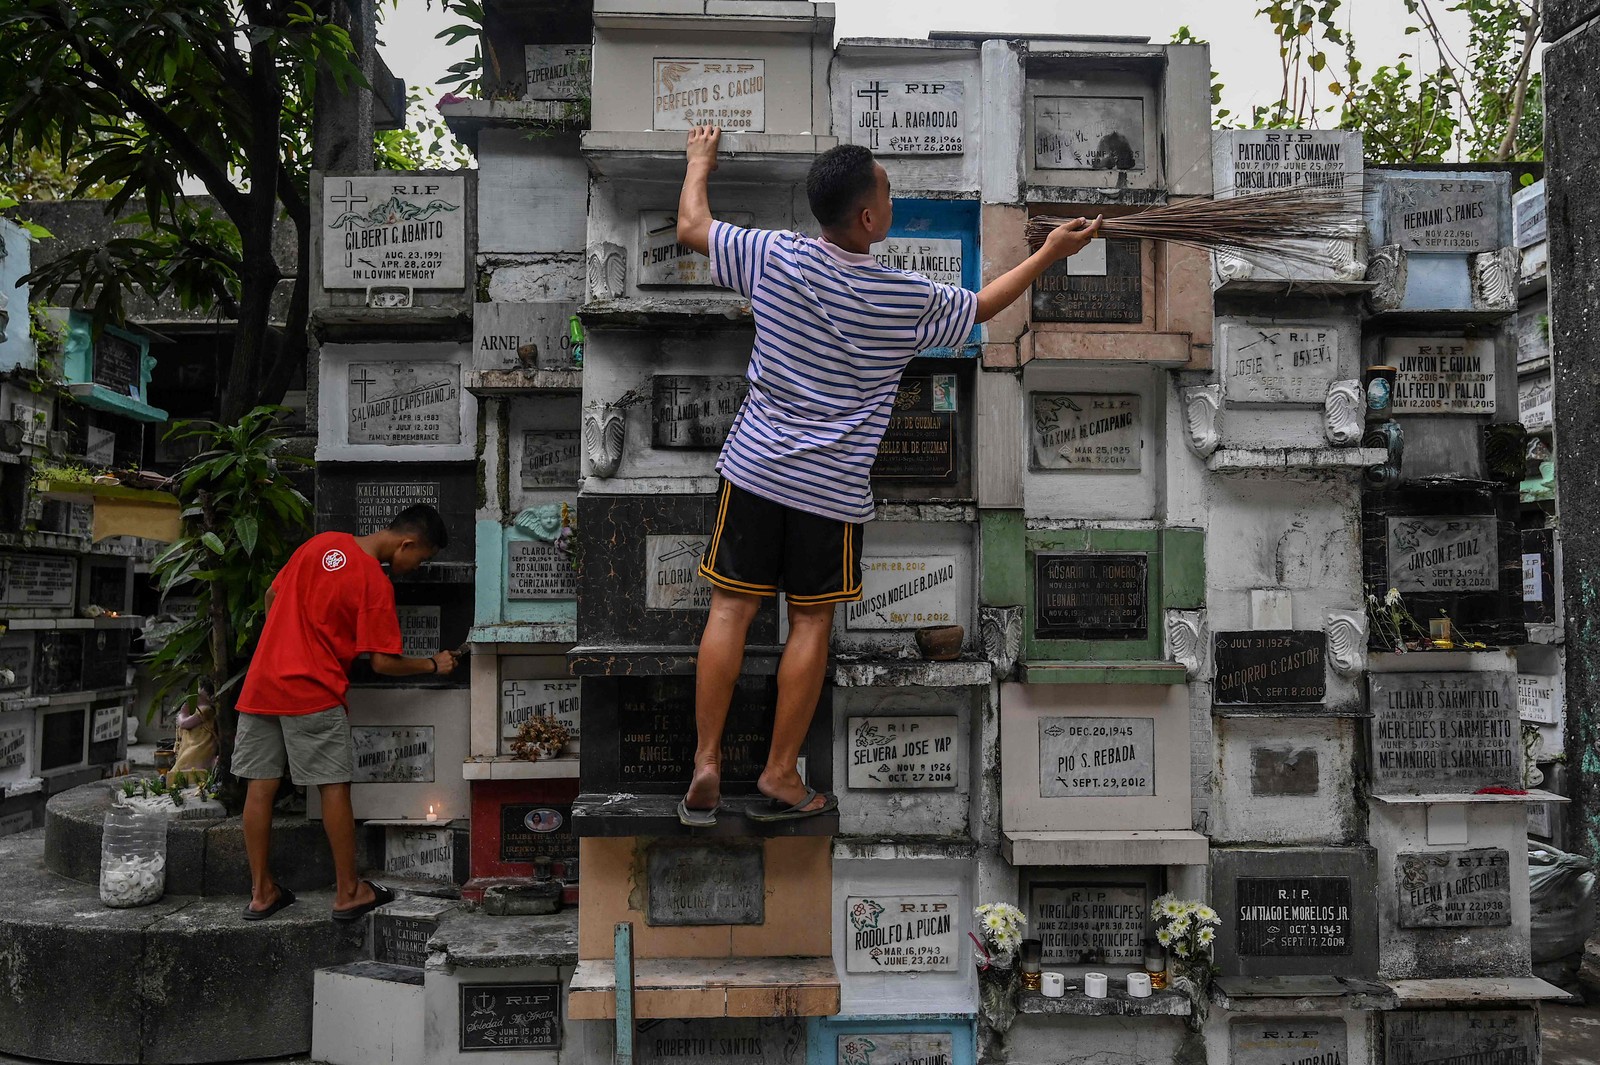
[1529,842,1596,993]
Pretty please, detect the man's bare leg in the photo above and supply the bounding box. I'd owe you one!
[243,777,283,912]
[757,600,833,812]
[686,589,763,809]
[319,782,376,913]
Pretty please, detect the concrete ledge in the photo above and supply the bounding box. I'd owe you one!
[1018,661,1189,685]
[833,657,992,688]
[1019,988,1189,1017]
[582,131,836,181]
[1213,975,1399,1013]
[462,756,581,781]
[45,781,365,896]
[464,368,582,395]
[1385,977,1572,1005]
[567,956,840,1019]
[1206,447,1387,473]
[427,910,578,969]
[0,830,365,1064]
[1002,829,1209,866]
[572,792,839,838]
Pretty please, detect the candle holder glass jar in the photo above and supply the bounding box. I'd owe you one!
[1020,938,1043,992]
[1143,941,1168,991]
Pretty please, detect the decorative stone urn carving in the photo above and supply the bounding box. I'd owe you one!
[1324,380,1364,447]
[979,605,1023,680]
[1182,385,1221,459]
[1472,248,1519,312]
[587,241,627,301]
[582,401,626,479]
[1325,611,1368,677]
[1365,244,1407,313]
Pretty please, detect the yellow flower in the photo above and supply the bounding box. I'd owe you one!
[983,912,1004,931]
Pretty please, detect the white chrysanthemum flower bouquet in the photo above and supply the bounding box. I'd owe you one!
[971,902,1027,967]
[1150,893,1221,965]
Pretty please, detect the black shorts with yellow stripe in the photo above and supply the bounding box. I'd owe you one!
[699,478,863,604]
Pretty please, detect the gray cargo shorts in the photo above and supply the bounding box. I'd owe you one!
[233,706,353,786]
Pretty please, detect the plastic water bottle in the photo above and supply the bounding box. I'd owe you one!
[100,805,167,908]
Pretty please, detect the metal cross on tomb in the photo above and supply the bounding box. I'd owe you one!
[329,180,369,268]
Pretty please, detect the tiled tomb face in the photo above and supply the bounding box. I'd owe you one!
[1021,363,1162,522]
[833,686,976,837]
[308,687,470,821]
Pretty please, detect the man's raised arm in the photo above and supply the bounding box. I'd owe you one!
[675,124,721,256]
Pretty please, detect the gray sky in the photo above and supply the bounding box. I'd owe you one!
[378,0,1481,123]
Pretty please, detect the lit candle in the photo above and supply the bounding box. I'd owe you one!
[426,804,438,822]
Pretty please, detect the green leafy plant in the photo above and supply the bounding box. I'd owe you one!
[373,85,475,170]
[147,406,311,785]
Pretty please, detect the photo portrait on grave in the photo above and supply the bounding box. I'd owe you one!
[672,126,1101,826]
[232,504,460,922]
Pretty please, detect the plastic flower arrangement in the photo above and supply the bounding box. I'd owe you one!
[971,902,1027,966]
[1151,894,1220,962]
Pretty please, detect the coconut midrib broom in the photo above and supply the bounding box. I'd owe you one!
[1024,183,1367,265]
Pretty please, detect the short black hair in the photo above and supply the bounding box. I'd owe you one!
[389,504,449,552]
[806,144,879,228]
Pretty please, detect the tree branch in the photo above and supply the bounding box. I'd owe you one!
[1496,0,1541,161]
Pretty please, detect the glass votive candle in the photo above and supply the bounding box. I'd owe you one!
[1020,938,1043,991]
[1144,941,1168,991]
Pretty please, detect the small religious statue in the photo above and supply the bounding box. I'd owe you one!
[166,680,219,788]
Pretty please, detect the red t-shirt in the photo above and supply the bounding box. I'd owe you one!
[236,532,403,716]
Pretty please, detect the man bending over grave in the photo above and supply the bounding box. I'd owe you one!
[674,126,1102,825]
[234,504,460,920]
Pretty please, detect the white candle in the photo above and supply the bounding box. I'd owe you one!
[1084,972,1108,999]
[1127,972,1152,998]
[1041,972,1066,998]
[426,805,438,822]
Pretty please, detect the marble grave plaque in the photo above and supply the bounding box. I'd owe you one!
[4,385,50,448]
[346,361,462,444]
[1516,298,1549,367]
[1032,239,1142,323]
[384,826,455,883]
[635,1019,805,1065]
[322,175,466,289]
[653,59,765,131]
[374,912,439,968]
[1033,553,1148,640]
[1221,130,1359,193]
[647,840,764,926]
[396,605,441,659]
[92,330,141,397]
[851,79,965,155]
[498,804,575,866]
[1039,717,1155,797]
[1220,322,1342,405]
[846,716,958,789]
[644,534,712,611]
[1034,96,1146,170]
[1385,179,1504,253]
[1518,372,1552,432]
[351,726,435,784]
[85,426,116,467]
[1386,337,1497,415]
[838,1033,953,1065]
[0,726,30,770]
[1213,631,1327,705]
[871,236,964,287]
[1516,673,1558,725]
[506,539,578,600]
[500,678,581,749]
[874,374,958,482]
[0,811,32,835]
[91,705,123,744]
[521,430,580,489]
[473,301,580,371]
[638,210,753,286]
[652,374,748,448]
[1388,516,1499,593]
[0,634,33,692]
[1369,672,1520,793]
[459,983,560,1051]
[1231,1021,1349,1065]
[1030,393,1141,471]
[1032,883,1146,964]
[846,894,960,973]
[1397,847,1512,928]
[1237,876,1355,956]
[1514,182,1547,248]
[1386,1010,1535,1065]
[523,44,590,100]
[1523,527,1556,624]
[845,556,959,630]
[0,554,77,609]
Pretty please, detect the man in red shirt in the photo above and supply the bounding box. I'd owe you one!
[234,505,459,921]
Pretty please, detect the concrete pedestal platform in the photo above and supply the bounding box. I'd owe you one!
[0,830,366,1064]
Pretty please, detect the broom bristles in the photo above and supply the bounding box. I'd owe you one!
[1024,183,1367,265]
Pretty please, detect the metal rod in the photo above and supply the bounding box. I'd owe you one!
[614,921,635,1065]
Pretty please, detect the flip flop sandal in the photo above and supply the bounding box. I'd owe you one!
[677,797,720,827]
[241,887,297,921]
[331,880,395,923]
[744,787,838,823]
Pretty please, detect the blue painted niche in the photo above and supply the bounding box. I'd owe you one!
[809,1016,977,1065]
[876,198,981,358]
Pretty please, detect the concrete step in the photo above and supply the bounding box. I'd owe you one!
[312,961,425,1065]
[0,828,367,1064]
[45,780,373,896]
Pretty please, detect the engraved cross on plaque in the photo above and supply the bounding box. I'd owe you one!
[349,367,380,404]
[329,180,369,269]
[856,81,890,109]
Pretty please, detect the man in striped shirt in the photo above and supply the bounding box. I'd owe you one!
[675,125,1101,825]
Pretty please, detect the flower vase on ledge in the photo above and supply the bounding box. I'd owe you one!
[976,960,1021,1033]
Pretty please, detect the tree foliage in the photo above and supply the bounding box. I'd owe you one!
[0,1,364,423]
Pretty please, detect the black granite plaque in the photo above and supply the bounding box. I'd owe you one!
[92,330,142,396]
[617,675,773,786]
[80,629,131,691]
[1522,527,1555,625]
[646,839,765,926]
[1031,239,1142,323]
[499,803,577,865]
[652,374,748,449]
[374,913,438,968]
[1386,1011,1535,1065]
[1033,552,1148,640]
[1231,1021,1348,1065]
[1237,877,1354,956]
[316,462,477,565]
[1214,631,1326,705]
[639,1019,806,1065]
[1397,848,1512,929]
[459,983,561,1051]
[872,374,958,483]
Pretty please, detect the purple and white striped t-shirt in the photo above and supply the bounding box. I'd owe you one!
[709,220,978,524]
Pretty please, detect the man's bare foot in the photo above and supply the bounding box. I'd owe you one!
[248,883,283,913]
[757,767,827,812]
[684,763,721,811]
[332,879,376,915]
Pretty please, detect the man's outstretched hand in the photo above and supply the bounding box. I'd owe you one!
[686,124,721,170]
[431,650,459,676]
[1041,215,1103,261]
